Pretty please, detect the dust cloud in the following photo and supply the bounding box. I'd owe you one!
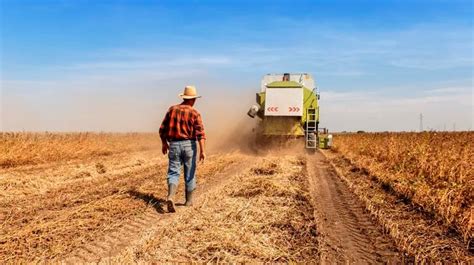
[191,88,259,153]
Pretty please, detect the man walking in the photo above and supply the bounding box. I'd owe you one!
[159,85,206,213]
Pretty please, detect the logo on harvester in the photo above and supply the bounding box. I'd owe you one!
[288,107,300,112]
[267,107,279,112]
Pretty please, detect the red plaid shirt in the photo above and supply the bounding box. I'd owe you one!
[159,104,206,141]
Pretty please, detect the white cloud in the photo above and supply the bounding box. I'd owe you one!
[69,56,232,70]
[388,57,473,70]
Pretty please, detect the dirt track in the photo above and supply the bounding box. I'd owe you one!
[1,148,410,263]
[307,152,401,263]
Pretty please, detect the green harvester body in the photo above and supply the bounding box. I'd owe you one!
[248,73,330,149]
[255,80,319,136]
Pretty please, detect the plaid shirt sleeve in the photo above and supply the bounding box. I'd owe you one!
[159,108,171,140]
[194,111,206,140]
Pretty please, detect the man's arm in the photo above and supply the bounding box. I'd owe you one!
[160,136,169,155]
[159,110,171,155]
[198,138,206,162]
[194,112,206,162]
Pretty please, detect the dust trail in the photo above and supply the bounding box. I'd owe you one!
[192,88,258,154]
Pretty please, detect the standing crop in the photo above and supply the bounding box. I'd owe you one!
[333,132,473,245]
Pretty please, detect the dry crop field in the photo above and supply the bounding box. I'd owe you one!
[0,132,160,168]
[335,132,474,243]
[331,132,473,253]
[0,133,319,263]
[0,132,472,263]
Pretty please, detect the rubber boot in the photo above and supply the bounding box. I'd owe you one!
[166,184,177,213]
[185,190,194,206]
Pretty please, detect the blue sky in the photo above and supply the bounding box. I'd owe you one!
[1,0,473,132]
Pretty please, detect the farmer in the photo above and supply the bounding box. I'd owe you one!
[159,85,206,213]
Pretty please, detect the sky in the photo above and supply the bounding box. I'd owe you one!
[1,0,473,132]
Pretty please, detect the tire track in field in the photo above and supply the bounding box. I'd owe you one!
[66,209,164,264]
[323,150,472,262]
[306,151,401,264]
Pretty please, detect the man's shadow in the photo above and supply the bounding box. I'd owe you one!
[127,189,167,214]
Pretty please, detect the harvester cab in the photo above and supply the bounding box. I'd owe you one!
[247,73,331,150]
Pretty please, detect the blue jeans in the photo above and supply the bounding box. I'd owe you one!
[167,140,197,192]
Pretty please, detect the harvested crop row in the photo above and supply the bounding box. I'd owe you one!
[332,132,473,245]
[110,156,318,263]
[0,164,164,262]
[0,149,162,200]
[0,153,239,263]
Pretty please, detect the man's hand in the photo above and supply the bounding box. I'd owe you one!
[198,138,206,163]
[162,141,169,155]
[199,151,206,162]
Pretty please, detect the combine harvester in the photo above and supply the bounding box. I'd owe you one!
[247,73,331,151]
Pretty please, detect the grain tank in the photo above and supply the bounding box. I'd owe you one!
[248,73,328,149]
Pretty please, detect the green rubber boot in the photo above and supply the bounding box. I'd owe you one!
[185,190,194,206]
[166,184,177,213]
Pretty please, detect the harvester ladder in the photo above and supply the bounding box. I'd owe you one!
[306,108,317,149]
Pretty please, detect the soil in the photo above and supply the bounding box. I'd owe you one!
[306,151,402,264]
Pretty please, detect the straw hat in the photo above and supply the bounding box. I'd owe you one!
[179,85,201,99]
